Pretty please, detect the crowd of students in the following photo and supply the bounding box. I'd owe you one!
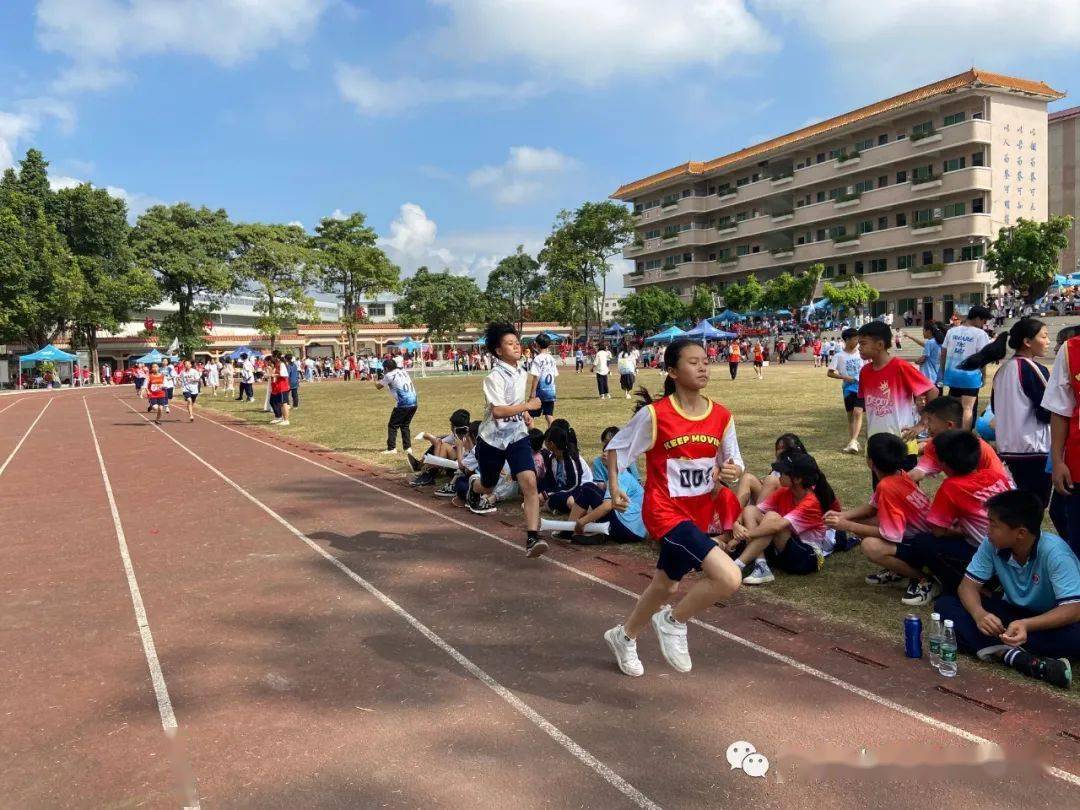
[381,313,1080,690]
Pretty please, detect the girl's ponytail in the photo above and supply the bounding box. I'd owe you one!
[958,333,1008,371]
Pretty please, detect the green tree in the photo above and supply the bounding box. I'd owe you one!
[130,203,237,356]
[539,202,635,339]
[532,281,591,333]
[313,211,400,353]
[615,286,688,334]
[822,276,880,316]
[986,216,1073,304]
[485,246,545,331]
[686,283,715,322]
[720,274,764,312]
[760,264,823,312]
[232,223,318,349]
[0,156,85,348]
[18,148,51,206]
[51,183,159,382]
[396,267,486,340]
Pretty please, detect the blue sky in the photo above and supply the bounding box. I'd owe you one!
[3,1,1080,293]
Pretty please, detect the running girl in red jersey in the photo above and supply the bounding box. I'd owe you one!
[603,340,744,677]
[145,363,167,424]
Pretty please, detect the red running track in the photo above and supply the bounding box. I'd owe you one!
[1,386,1079,808]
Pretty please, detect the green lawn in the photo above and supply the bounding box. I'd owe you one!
[201,361,1073,700]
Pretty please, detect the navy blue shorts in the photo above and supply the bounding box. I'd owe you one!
[546,482,601,514]
[475,436,535,489]
[766,533,823,575]
[182,391,198,401]
[656,520,719,581]
[843,392,864,412]
[453,474,471,500]
[529,399,556,418]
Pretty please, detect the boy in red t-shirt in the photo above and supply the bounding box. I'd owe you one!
[145,363,167,424]
[910,395,1009,483]
[730,453,837,584]
[825,433,938,605]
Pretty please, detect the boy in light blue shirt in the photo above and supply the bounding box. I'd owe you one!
[935,490,1080,689]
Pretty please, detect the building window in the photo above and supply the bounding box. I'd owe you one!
[922,251,934,266]
[943,157,966,173]
[828,148,843,160]
[914,208,936,224]
[912,164,934,181]
[972,197,984,213]
[718,183,732,195]
[878,175,888,188]
[797,235,806,245]
[972,111,983,120]
[896,169,908,183]
[896,212,907,227]
[897,254,914,270]
[878,133,889,146]
[368,303,386,317]
[816,152,826,164]
[896,132,907,140]
[838,263,847,275]
[912,120,934,136]
[878,216,888,230]
[636,261,644,271]
[822,265,835,279]
[854,179,875,194]
[854,260,865,274]
[736,211,749,222]
[737,177,750,187]
[943,248,956,263]
[961,244,985,261]
[645,229,660,239]
[972,151,984,167]
[869,258,888,273]
[831,225,847,239]
[751,245,760,253]
[634,203,643,213]
[683,252,693,263]
[816,191,826,203]
[855,138,873,151]
[943,112,966,127]
[857,219,874,234]
[737,245,750,256]
[943,202,966,218]
[646,259,661,270]
[828,187,842,200]
[816,228,827,242]
[681,189,692,198]
[751,172,760,182]
[707,252,717,261]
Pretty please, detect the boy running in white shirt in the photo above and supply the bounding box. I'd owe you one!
[828,328,867,454]
[527,334,559,426]
[466,323,545,557]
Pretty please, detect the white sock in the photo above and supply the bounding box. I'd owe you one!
[735,559,746,570]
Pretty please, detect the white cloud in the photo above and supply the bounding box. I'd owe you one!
[47,172,164,221]
[287,219,305,229]
[432,0,776,85]
[335,63,541,116]
[0,98,74,171]
[467,146,576,206]
[379,201,543,284]
[330,208,348,220]
[758,1,1080,83]
[37,0,330,91]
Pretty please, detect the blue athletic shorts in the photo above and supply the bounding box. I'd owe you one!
[475,436,535,489]
[656,520,718,581]
[766,533,823,575]
[529,399,556,418]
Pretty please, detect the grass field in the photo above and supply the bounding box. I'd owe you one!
[200,360,1071,698]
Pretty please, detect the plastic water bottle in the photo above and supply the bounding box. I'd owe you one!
[928,612,943,670]
[939,619,958,678]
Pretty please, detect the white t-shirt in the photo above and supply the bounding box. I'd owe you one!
[594,350,612,375]
[162,366,175,388]
[529,352,559,401]
[942,324,991,389]
[240,359,255,383]
[180,368,201,395]
[617,351,639,374]
[479,360,529,449]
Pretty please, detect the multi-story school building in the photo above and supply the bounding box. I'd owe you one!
[1049,105,1080,277]
[613,69,1064,324]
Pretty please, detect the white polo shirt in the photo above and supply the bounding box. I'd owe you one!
[479,360,529,449]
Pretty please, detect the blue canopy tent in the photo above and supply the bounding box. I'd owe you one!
[644,325,687,344]
[132,348,180,365]
[775,309,792,317]
[541,330,567,342]
[398,337,425,351]
[685,319,735,341]
[19,344,78,387]
[227,345,262,360]
[712,310,745,323]
[604,322,628,336]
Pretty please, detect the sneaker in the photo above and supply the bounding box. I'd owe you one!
[525,536,549,557]
[410,470,437,487]
[865,568,904,586]
[406,452,423,473]
[279,420,289,426]
[468,494,497,515]
[841,440,860,454]
[380,448,398,455]
[433,482,457,497]
[1039,658,1073,689]
[552,530,574,542]
[604,626,644,677]
[270,418,283,424]
[743,559,775,585]
[650,605,692,673]
[901,578,941,606]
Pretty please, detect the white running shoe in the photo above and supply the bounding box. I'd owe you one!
[270,418,283,424]
[379,448,398,455]
[842,440,860,455]
[743,558,775,585]
[279,420,289,426]
[604,626,644,677]
[651,605,692,673]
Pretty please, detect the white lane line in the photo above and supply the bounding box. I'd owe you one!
[117,399,660,810]
[0,399,52,478]
[186,405,1080,790]
[84,400,201,809]
[0,398,23,416]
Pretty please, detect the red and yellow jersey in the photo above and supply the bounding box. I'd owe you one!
[146,373,165,396]
[607,395,742,539]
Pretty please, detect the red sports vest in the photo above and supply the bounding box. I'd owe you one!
[1065,337,1080,479]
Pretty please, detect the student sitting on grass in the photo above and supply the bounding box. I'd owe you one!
[935,490,1080,689]
[409,408,471,488]
[538,424,593,515]
[734,433,808,507]
[591,426,642,485]
[909,396,1011,484]
[824,433,937,604]
[730,452,839,585]
[559,428,648,546]
[492,428,547,504]
[449,421,481,507]
[915,429,1014,603]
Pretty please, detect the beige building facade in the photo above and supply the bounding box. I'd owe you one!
[1049,106,1080,275]
[613,70,1063,323]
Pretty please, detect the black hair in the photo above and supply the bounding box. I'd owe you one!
[781,452,836,512]
[284,353,294,362]
[383,357,397,372]
[272,349,282,358]
[966,305,992,323]
[1057,325,1080,348]
[239,353,248,360]
[467,420,480,439]
[841,327,858,341]
[543,425,583,477]
[867,432,909,475]
[600,425,620,447]
[923,321,946,345]
[959,317,1044,371]
[450,408,470,429]
[856,321,892,344]
[775,433,807,457]
[986,490,1044,537]
[528,427,546,453]
[633,339,703,409]
[534,334,551,349]
[932,429,981,476]
[485,322,518,358]
[924,395,963,427]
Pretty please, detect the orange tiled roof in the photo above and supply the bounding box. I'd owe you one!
[612,69,1065,199]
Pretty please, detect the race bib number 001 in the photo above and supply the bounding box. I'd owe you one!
[666,457,715,498]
